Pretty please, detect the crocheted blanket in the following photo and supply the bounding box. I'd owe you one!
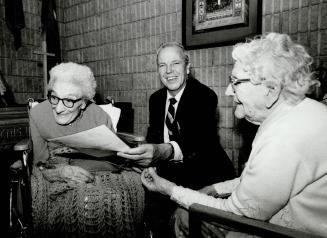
[32,168,145,238]
[31,147,145,238]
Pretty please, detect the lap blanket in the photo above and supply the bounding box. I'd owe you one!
[31,168,145,238]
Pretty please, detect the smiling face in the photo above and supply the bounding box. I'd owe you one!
[50,81,87,125]
[157,46,190,96]
[225,62,269,125]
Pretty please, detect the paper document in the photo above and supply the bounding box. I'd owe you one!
[49,125,130,157]
[99,104,121,132]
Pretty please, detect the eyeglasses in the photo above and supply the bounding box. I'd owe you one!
[229,75,251,86]
[48,94,82,108]
[229,75,251,93]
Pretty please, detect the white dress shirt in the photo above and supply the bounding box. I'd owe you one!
[164,87,186,162]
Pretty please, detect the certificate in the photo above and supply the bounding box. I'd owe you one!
[49,125,130,157]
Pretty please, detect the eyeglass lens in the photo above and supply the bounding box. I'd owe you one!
[48,95,77,108]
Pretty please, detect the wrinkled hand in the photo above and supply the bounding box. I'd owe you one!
[141,167,175,196]
[58,165,94,184]
[117,143,173,167]
[117,144,155,167]
[117,143,174,167]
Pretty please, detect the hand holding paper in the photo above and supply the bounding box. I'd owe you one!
[118,144,155,167]
[117,143,173,167]
[49,125,130,157]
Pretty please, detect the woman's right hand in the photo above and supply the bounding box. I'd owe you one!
[41,164,94,185]
[58,165,95,184]
[141,167,176,196]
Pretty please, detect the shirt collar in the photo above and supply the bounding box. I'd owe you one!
[166,84,186,102]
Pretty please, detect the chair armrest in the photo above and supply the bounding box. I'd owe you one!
[12,139,32,174]
[14,138,32,151]
[117,132,146,147]
[189,203,322,238]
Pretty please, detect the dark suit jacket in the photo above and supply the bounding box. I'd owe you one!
[147,77,235,190]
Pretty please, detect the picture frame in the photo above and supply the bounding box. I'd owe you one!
[182,0,262,50]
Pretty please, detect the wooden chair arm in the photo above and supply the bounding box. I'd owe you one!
[189,203,323,238]
[14,138,32,151]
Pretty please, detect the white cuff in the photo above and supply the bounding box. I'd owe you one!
[169,141,183,162]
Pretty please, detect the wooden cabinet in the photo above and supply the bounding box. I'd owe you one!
[0,106,29,152]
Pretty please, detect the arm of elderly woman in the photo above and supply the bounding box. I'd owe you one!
[141,167,175,195]
[30,107,95,184]
[141,141,305,222]
[141,168,239,197]
[141,168,237,207]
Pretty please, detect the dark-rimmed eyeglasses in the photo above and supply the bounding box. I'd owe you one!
[229,75,251,86]
[48,94,82,108]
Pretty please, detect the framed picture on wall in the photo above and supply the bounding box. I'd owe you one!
[182,0,262,50]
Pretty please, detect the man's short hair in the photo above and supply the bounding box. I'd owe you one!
[156,42,189,65]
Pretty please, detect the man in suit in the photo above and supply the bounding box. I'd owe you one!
[118,42,235,237]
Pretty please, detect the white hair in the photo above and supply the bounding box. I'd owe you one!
[48,62,96,100]
[232,33,313,102]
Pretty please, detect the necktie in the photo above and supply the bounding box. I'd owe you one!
[165,98,179,141]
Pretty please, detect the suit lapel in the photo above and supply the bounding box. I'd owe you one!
[154,89,168,142]
[176,78,193,121]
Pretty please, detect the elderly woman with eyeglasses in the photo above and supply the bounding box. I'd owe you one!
[29,62,145,238]
[140,33,327,237]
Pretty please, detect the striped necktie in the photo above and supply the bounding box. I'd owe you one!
[165,98,179,141]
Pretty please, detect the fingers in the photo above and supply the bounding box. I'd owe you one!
[117,144,154,160]
[61,166,94,184]
[67,180,82,188]
[147,167,157,176]
[75,173,94,183]
[143,168,154,182]
[76,167,95,181]
[71,166,94,183]
[117,152,144,160]
[132,167,142,173]
[69,172,95,185]
[119,146,147,155]
[133,158,152,167]
[117,146,147,160]
[141,167,156,190]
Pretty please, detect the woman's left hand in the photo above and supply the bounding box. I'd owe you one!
[141,167,176,196]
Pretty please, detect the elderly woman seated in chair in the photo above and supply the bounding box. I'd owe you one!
[140,33,327,237]
[30,62,144,238]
